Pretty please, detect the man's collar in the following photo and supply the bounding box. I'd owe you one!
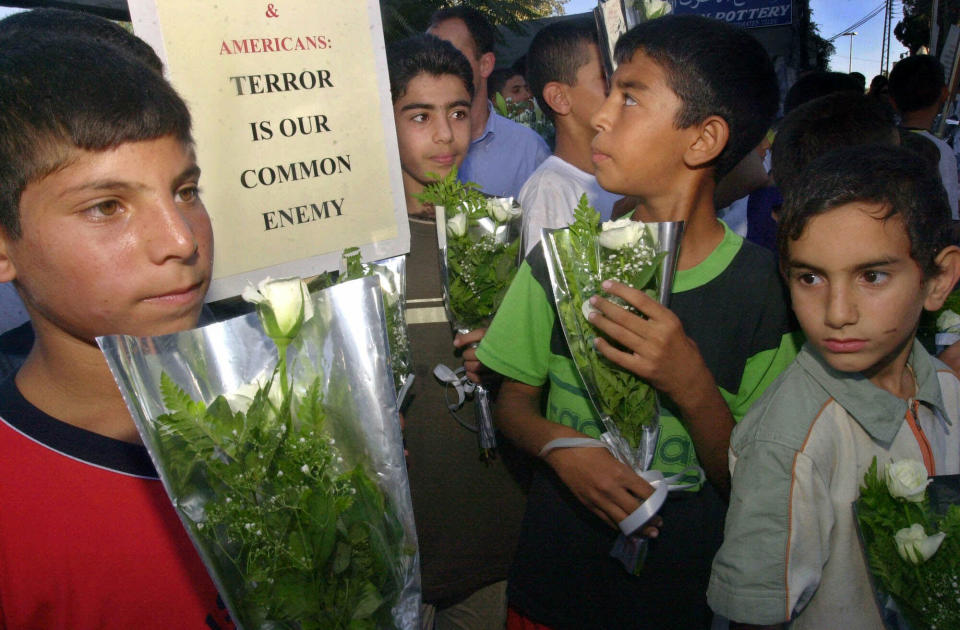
[472,100,497,145]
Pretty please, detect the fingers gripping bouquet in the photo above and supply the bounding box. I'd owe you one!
[98,277,419,630]
[542,197,696,568]
[417,168,523,459]
[856,458,960,630]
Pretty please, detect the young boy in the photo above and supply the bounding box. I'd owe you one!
[708,145,960,629]
[476,15,800,629]
[889,55,960,219]
[386,34,529,629]
[0,32,231,629]
[518,18,621,254]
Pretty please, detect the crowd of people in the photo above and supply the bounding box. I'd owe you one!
[1,5,958,630]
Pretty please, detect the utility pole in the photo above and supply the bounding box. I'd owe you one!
[880,0,894,75]
[842,32,857,73]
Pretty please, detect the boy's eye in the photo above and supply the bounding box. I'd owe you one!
[176,185,200,204]
[451,109,468,120]
[623,94,638,107]
[862,270,889,285]
[412,113,428,123]
[84,200,122,218]
[795,272,822,286]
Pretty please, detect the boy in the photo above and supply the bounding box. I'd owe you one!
[488,66,532,107]
[428,6,550,198]
[0,32,231,629]
[518,18,620,254]
[476,15,799,629]
[708,145,960,628]
[387,34,529,629]
[889,54,960,219]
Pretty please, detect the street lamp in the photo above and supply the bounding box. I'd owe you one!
[841,31,858,74]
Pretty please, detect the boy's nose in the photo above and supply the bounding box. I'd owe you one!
[591,94,615,131]
[145,198,202,263]
[824,284,858,329]
[434,118,454,143]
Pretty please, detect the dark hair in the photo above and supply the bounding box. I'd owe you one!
[889,55,945,114]
[778,145,952,278]
[488,67,521,98]
[526,17,598,122]
[868,74,889,96]
[899,128,942,173]
[387,34,474,103]
[429,6,495,57]
[783,71,862,114]
[772,92,897,195]
[0,34,192,238]
[0,8,163,73]
[613,14,778,179]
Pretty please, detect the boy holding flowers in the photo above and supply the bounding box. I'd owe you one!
[708,145,960,628]
[476,15,799,629]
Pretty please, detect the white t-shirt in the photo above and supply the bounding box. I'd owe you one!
[519,156,620,255]
[918,130,960,220]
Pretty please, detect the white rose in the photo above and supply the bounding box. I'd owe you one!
[885,459,930,503]
[937,309,960,334]
[223,373,285,414]
[894,523,946,565]
[487,197,519,222]
[643,0,672,19]
[242,276,315,343]
[598,218,646,250]
[446,213,468,238]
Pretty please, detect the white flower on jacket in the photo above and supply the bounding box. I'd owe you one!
[885,459,930,503]
[447,213,468,238]
[894,523,946,564]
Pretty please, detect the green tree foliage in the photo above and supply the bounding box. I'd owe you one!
[380,0,568,44]
[896,0,960,56]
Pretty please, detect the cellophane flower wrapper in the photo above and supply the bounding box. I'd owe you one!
[855,459,960,630]
[308,250,413,405]
[542,199,682,473]
[97,276,420,630]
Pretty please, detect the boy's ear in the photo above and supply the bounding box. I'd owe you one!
[479,52,495,81]
[0,228,17,283]
[684,115,729,170]
[924,245,960,311]
[542,82,571,116]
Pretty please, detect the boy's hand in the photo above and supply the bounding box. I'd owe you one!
[454,328,489,383]
[586,279,736,497]
[544,445,661,535]
[587,280,708,399]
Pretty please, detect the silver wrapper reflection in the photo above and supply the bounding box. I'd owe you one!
[98,276,420,629]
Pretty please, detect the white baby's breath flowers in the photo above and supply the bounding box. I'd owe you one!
[895,523,946,565]
[598,217,646,250]
[886,459,931,503]
[242,277,315,344]
[447,213,468,238]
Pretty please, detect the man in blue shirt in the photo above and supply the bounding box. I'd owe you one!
[428,6,550,198]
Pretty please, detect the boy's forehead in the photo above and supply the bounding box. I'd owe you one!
[395,72,470,107]
[788,200,907,259]
[611,50,664,88]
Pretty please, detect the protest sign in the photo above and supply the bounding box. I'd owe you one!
[129,0,409,300]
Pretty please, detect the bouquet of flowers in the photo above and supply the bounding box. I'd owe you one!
[493,92,554,146]
[98,276,419,630]
[417,167,523,458]
[542,196,682,473]
[310,248,414,405]
[856,458,960,629]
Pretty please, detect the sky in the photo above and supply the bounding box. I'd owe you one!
[0,1,913,79]
[564,0,911,80]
